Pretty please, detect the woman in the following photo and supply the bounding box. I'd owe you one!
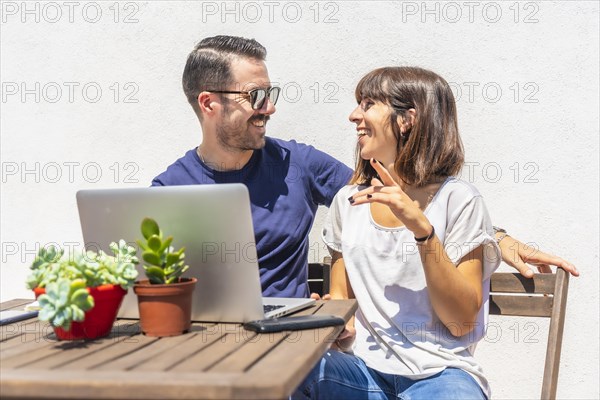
[294,67,500,399]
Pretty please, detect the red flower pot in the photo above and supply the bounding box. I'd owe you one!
[34,284,126,340]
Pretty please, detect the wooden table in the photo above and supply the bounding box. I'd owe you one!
[1,298,357,400]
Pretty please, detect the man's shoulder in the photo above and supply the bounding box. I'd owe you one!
[264,136,346,166]
[151,148,201,186]
[264,136,308,153]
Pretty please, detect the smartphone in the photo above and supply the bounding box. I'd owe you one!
[243,314,345,333]
[0,310,39,325]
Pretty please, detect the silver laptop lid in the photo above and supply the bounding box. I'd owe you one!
[76,184,266,322]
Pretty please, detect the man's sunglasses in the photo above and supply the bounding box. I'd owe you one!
[210,87,281,110]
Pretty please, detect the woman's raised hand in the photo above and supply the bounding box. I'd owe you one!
[349,159,432,238]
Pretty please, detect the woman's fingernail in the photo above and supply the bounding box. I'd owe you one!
[367,194,372,199]
[347,196,355,204]
[370,158,376,164]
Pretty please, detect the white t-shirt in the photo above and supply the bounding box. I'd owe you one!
[322,177,501,397]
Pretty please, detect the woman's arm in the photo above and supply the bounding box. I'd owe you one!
[329,250,356,351]
[349,159,486,337]
[330,251,354,300]
[417,236,484,337]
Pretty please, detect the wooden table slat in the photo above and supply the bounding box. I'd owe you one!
[133,325,228,372]
[235,299,358,399]
[0,298,35,311]
[312,298,358,321]
[1,319,54,353]
[210,330,289,373]
[94,328,201,371]
[1,330,58,360]
[170,328,259,372]
[0,298,358,400]
[237,325,342,399]
[41,329,154,371]
[2,322,139,369]
[1,319,50,341]
[1,369,242,400]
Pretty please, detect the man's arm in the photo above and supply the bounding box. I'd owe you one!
[494,228,579,277]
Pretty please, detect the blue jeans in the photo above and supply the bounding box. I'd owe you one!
[292,350,487,400]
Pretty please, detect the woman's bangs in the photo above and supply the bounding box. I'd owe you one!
[354,70,389,103]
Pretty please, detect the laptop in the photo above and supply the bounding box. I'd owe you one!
[76,184,315,323]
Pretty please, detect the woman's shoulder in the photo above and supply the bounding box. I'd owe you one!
[439,177,483,200]
[329,184,364,208]
[431,177,487,214]
[334,184,365,198]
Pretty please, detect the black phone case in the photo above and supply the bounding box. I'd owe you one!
[243,314,345,333]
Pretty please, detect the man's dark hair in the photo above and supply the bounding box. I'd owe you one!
[182,35,267,118]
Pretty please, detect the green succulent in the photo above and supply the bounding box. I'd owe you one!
[27,240,139,290]
[37,278,94,330]
[136,218,189,284]
[27,240,139,329]
[26,246,72,290]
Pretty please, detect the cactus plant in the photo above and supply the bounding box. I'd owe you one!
[27,240,139,330]
[136,217,189,284]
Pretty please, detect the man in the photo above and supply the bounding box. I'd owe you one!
[152,35,577,298]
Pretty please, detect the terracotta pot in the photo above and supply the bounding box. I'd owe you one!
[133,277,197,337]
[34,284,126,340]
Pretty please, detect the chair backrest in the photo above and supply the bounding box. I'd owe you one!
[489,268,569,399]
[308,260,331,296]
[309,258,570,399]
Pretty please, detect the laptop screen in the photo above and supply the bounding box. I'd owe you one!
[77,184,268,322]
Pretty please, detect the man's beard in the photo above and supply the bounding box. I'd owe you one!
[216,105,269,152]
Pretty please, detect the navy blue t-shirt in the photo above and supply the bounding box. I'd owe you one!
[152,137,353,298]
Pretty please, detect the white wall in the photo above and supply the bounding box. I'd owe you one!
[1,1,598,398]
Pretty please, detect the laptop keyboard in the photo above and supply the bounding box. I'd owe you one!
[263,304,285,313]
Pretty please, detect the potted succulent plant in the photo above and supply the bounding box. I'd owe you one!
[26,240,139,340]
[134,217,197,337]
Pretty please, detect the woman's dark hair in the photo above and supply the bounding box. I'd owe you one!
[350,67,464,187]
[182,35,267,118]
